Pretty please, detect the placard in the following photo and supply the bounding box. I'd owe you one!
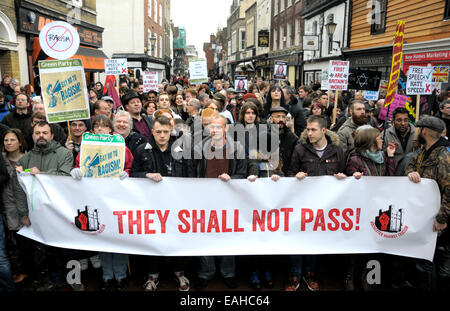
[328,60,349,90]
[38,59,90,123]
[79,133,125,178]
[104,59,128,76]
[143,71,159,92]
[234,75,248,92]
[39,21,80,60]
[189,59,208,84]
[274,61,287,80]
[406,66,433,95]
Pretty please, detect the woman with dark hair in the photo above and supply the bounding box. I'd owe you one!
[263,85,289,119]
[1,129,34,287]
[94,82,104,95]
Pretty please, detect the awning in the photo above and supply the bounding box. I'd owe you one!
[32,37,108,72]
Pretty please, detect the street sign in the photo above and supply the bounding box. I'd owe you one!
[39,21,80,60]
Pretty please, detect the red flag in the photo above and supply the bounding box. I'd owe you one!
[104,75,122,111]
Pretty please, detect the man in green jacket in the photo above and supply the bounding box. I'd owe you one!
[17,121,73,176]
[337,100,368,155]
[16,120,74,291]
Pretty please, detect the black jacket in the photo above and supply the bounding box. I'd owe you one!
[287,97,307,137]
[125,131,147,158]
[277,126,299,176]
[130,135,192,178]
[288,130,345,177]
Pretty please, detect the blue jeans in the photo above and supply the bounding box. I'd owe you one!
[0,220,14,291]
[99,252,128,281]
[290,255,317,279]
[198,256,235,280]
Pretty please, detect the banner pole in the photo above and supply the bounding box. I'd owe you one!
[332,90,339,125]
[413,95,421,150]
[67,121,72,142]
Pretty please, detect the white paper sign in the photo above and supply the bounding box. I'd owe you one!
[39,21,80,60]
[363,90,379,101]
[406,66,434,95]
[104,59,128,76]
[189,60,208,84]
[143,71,158,92]
[328,60,349,90]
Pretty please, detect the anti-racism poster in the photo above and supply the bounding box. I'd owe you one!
[18,175,440,261]
[274,61,287,80]
[143,71,159,92]
[189,59,208,84]
[328,60,349,90]
[39,59,90,123]
[234,75,248,92]
[79,133,125,178]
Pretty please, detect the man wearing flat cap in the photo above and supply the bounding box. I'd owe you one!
[405,115,449,291]
[269,106,299,176]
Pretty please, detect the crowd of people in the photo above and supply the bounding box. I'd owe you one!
[0,72,449,292]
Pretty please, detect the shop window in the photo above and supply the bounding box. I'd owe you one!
[445,0,450,20]
[370,0,387,35]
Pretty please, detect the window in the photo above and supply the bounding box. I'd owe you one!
[445,0,450,19]
[274,0,279,15]
[159,4,162,26]
[241,30,246,50]
[287,0,292,8]
[153,0,157,22]
[312,21,318,35]
[371,0,387,35]
[287,22,292,48]
[280,0,285,12]
[295,18,301,46]
[159,35,162,58]
[273,29,278,50]
[280,26,284,49]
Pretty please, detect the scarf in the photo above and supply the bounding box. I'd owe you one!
[365,149,384,164]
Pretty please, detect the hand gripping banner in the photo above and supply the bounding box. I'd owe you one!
[18,174,440,261]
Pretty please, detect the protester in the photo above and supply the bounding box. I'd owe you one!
[16,121,74,290]
[70,115,132,291]
[380,107,415,163]
[337,100,368,155]
[1,94,33,146]
[113,110,147,157]
[438,99,450,138]
[1,129,31,288]
[405,116,449,292]
[122,90,153,140]
[286,115,346,291]
[130,115,192,291]
[191,114,247,290]
[0,153,14,291]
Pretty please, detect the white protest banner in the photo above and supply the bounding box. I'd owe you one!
[406,66,433,95]
[79,133,125,178]
[189,59,208,84]
[18,175,439,261]
[39,59,90,123]
[104,58,128,76]
[143,70,159,92]
[328,60,349,90]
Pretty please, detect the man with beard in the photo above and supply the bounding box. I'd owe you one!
[337,100,368,155]
[405,116,449,292]
[16,121,74,290]
[381,107,415,163]
[269,106,299,176]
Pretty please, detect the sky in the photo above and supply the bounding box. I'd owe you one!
[171,0,232,59]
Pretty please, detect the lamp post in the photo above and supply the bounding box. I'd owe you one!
[325,21,340,53]
[150,34,157,56]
